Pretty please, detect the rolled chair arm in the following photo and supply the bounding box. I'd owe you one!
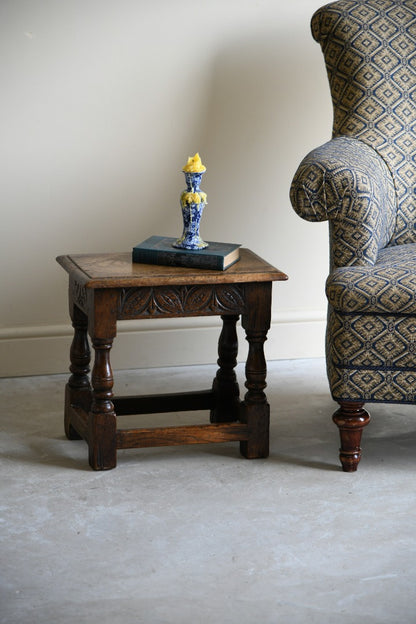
[290,136,396,267]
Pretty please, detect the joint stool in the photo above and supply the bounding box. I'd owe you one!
[56,249,287,470]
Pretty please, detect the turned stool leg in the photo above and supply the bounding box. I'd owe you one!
[211,314,240,423]
[333,401,371,472]
[88,338,117,470]
[240,283,272,459]
[65,305,91,440]
[240,327,270,458]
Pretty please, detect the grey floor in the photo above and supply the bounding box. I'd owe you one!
[1,358,416,624]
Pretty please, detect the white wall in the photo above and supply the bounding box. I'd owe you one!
[0,0,332,377]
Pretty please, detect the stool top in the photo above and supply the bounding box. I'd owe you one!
[57,249,287,289]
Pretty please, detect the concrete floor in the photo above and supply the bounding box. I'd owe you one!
[1,358,416,624]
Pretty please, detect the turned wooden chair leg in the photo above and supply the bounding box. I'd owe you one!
[332,401,370,472]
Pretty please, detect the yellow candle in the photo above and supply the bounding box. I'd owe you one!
[183,152,206,173]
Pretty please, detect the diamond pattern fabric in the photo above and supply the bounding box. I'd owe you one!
[290,0,416,404]
[327,242,416,314]
[311,0,416,245]
[290,135,396,268]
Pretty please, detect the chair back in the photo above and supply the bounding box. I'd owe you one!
[312,0,416,244]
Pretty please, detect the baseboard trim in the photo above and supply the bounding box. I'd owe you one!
[0,311,326,377]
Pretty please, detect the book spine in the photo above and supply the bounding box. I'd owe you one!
[132,248,223,270]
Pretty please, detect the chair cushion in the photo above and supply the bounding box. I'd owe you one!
[327,242,416,314]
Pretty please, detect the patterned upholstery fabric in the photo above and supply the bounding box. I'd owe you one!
[290,0,416,404]
[291,136,396,268]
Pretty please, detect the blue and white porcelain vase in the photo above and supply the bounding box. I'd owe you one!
[173,153,208,250]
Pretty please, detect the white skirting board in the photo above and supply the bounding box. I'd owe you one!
[0,311,326,378]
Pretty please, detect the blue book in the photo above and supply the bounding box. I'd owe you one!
[132,236,241,271]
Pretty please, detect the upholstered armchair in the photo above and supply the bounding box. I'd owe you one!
[290,0,416,471]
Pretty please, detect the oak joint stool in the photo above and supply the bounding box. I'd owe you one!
[56,249,287,470]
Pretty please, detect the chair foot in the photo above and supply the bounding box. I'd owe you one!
[332,401,370,472]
